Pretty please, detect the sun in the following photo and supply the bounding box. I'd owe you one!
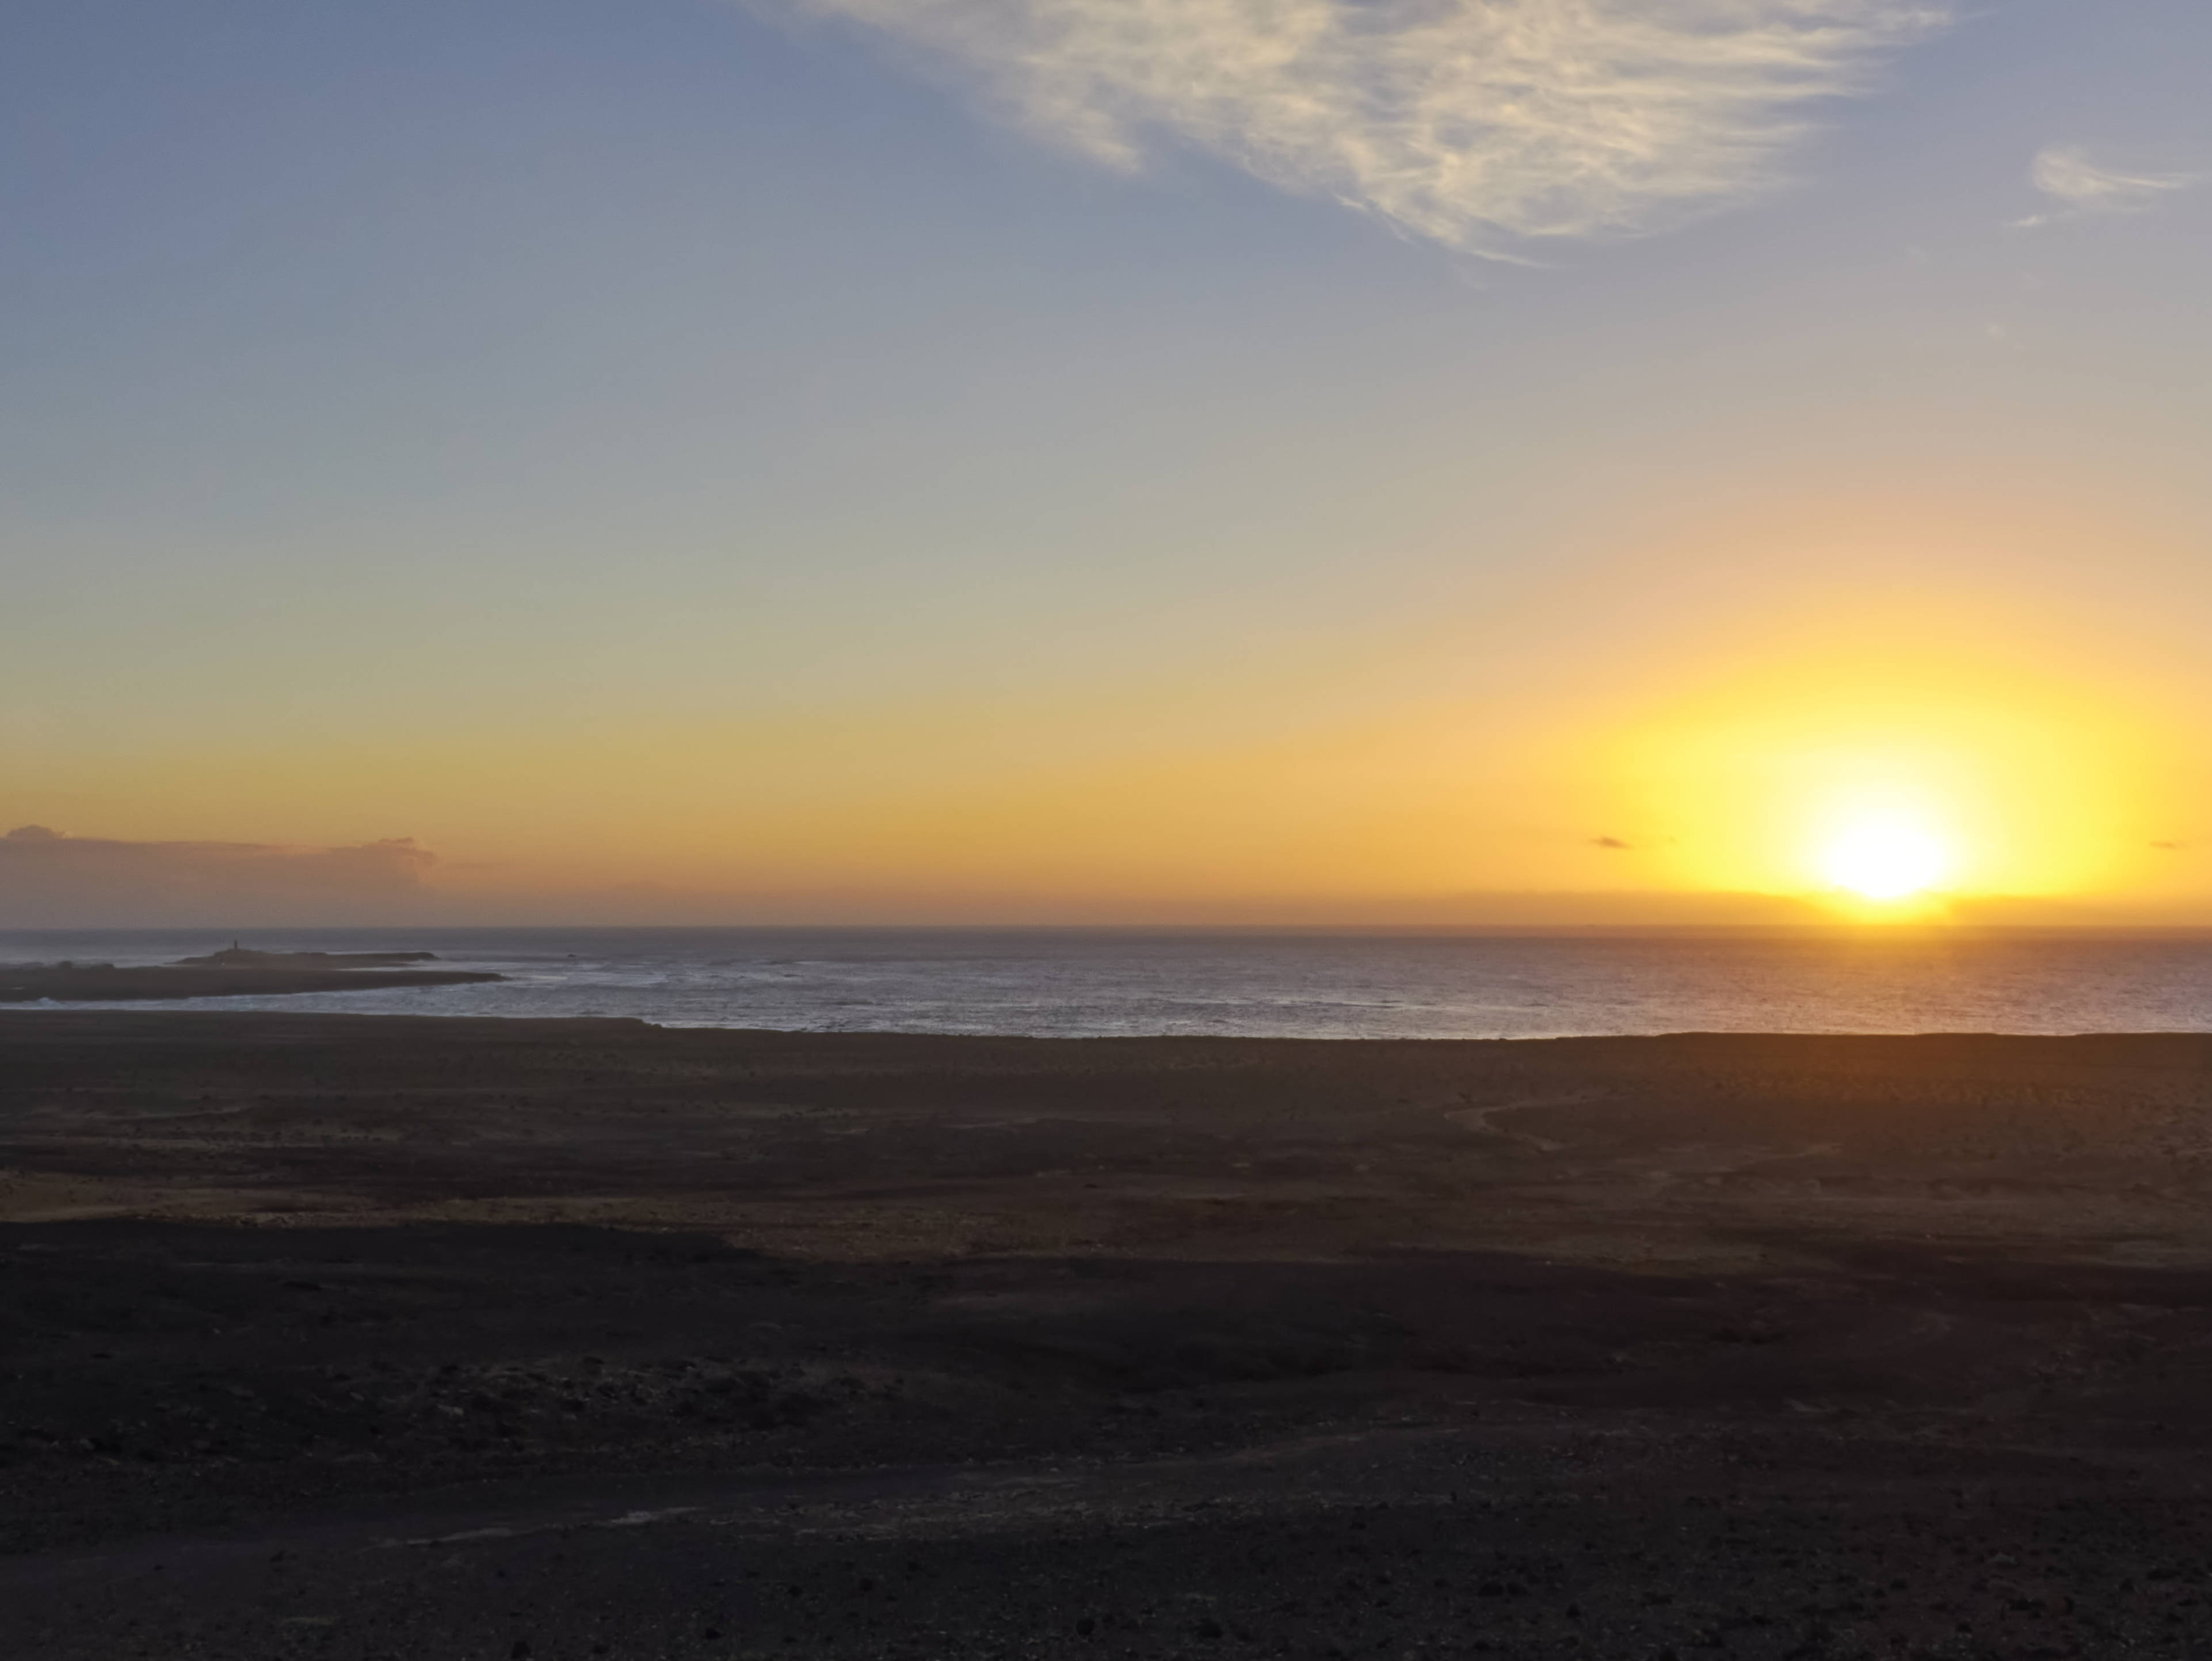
[1817,814,1955,902]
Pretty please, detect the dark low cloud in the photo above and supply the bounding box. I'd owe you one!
[0,828,435,926]
[1592,836,1633,851]
[2151,840,2187,851]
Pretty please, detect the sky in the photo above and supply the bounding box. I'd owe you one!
[4,0,2211,925]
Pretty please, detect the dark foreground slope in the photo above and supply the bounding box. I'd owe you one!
[7,1015,2212,1659]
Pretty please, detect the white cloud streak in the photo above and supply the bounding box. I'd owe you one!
[792,0,1948,252]
[2023,144,2198,224]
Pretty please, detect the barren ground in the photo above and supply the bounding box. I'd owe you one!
[7,1014,2212,1659]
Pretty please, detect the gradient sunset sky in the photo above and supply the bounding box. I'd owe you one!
[5,0,2211,924]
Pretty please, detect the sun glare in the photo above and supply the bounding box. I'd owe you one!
[1818,816,1954,902]
[1602,630,2179,913]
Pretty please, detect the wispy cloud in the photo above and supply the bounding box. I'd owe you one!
[792,0,1947,253]
[2019,143,2198,226]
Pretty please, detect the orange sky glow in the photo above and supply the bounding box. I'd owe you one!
[5,3,2210,927]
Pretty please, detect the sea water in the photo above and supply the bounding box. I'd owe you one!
[3,926,2211,1037]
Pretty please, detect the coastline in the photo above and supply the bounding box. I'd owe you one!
[10,926,2212,1038]
[0,966,502,1003]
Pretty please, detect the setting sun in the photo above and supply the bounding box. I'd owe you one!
[1818,814,1955,901]
[1592,624,2190,920]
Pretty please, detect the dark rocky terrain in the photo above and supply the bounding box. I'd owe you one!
[169,949,444,970]
[7,1014,2212,1658]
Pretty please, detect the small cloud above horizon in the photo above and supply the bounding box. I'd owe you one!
[2018,143,2199,226]
[792,0,1948,254]
[1592,836,1634,851]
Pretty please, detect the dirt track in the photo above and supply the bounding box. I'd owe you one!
[7,1015,2212,1658]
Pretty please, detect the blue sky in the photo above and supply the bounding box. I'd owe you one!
[4,1,2211,919]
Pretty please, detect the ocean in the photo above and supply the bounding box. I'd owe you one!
[4,926,2212,1037]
